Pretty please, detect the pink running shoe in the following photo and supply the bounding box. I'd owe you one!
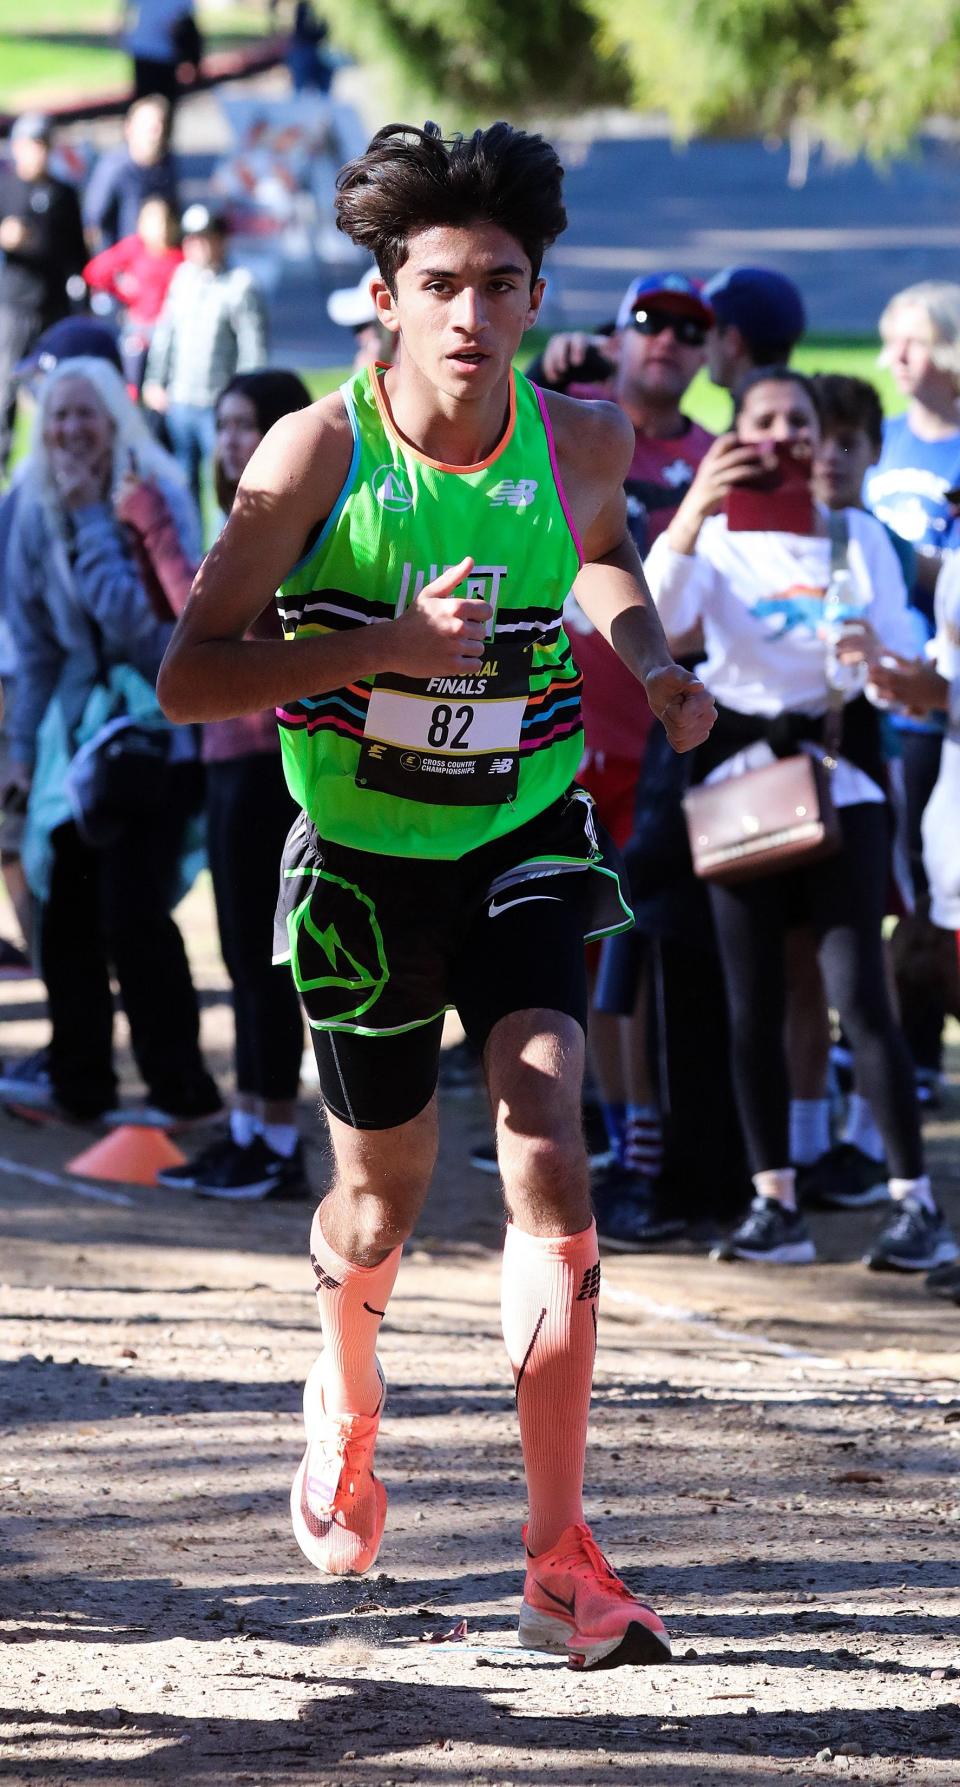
[518,1522,672,1669]
[290,1356,387,1576]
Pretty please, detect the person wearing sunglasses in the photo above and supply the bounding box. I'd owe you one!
[526,274,716,1246]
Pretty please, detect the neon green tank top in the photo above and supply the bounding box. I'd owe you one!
[276,364,584,859]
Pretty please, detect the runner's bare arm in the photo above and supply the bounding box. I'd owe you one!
[549,396,716,753]
[157,396,491,723]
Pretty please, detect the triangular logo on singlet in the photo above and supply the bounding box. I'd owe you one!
[372,463,414,512]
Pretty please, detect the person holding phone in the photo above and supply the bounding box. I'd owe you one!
[643,366,958,1275]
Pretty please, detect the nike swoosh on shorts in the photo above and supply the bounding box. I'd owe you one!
[487,894,563,918]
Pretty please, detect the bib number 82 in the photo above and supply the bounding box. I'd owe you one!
[427,703,474,750]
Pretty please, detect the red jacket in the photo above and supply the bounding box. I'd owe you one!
[83,236,183,329]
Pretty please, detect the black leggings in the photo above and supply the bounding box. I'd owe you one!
[41,765,217,1119]
[206,753,304,1103]
[708,802,922,1179]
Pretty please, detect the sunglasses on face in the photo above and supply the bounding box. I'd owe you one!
[631,307,708,348]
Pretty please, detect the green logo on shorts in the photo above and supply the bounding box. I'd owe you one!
[287,869,389,1024]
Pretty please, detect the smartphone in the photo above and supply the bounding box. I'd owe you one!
[725,440,815,536]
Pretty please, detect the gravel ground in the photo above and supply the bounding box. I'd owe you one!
[1,882,959,1786]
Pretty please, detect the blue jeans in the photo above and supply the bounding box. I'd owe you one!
[166,402,217,507]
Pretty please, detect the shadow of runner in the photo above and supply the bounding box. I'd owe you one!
[6,1685,960,1784]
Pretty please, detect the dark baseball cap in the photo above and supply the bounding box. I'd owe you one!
[15,317,123,380]
[616,273,714,331]
[703,265,806,355]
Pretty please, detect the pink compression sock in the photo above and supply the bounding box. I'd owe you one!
[501,1219,600,1556]
[309,1207,402,1416]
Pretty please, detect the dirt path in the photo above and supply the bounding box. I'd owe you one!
[1,890,959,1786]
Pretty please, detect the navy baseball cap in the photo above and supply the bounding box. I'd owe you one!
[616,273,714,332]
[14,317,123,380]
[703,265,806,355]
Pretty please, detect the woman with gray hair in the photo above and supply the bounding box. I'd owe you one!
[0,355,220,1125]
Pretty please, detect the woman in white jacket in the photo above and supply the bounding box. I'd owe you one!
[644,366,957,1275]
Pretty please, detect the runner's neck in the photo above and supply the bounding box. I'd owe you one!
[379,360,514,469]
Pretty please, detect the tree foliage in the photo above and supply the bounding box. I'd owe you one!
[326,0,960,162]
[323,0,630,124]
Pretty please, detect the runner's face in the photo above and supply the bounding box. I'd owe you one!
[216,392,261,486]
[736,379,820,449]
[813,424,877,510]
[617,310,705,406]
[377,224,544,401]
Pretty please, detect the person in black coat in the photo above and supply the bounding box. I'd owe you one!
[0,113,86,468]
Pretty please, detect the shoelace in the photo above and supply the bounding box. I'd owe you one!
[554,1526,636,1602]
[743,1199,779,1237]
[309,1415,373,1515]
[884,1199,925,1243]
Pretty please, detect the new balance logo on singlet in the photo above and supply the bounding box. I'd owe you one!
[488,479,538,508]
[577,1262,601,1301]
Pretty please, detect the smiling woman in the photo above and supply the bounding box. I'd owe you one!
[2,354,220,1127]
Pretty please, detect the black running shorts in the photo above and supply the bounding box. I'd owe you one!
[274,787,632,1129]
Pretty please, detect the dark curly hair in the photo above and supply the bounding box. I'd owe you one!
[334,121,566,291]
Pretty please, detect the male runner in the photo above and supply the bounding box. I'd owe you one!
[158,121,715,1671]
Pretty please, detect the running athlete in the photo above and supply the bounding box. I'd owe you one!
[158,121,716,1671]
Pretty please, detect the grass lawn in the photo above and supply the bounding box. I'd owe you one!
[0,1,272,109]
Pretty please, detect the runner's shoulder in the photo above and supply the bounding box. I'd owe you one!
[539,387,635,487]
[239,390,355,519]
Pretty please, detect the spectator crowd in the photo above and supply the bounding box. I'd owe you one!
[0,97,958,1309]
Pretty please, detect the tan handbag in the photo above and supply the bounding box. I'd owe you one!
[683,514,849,887]
[682,745,841,885]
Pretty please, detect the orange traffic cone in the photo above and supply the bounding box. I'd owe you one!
[66,1124,187,1187]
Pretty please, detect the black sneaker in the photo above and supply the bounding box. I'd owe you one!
[194,1135,307,1201]
[925,1260,960,1299]
[104,1096,224,1133]
[438,1039,481,1093]
[470,1118,614,1176]
[593,1167,686,1251]
[0,938,33,979]
[0,1048,53,1107]
[797,1143,889,1211]
[866,1197,959,1273]
[156,1132,237,1191]
[583,1100,615,1173]
[711,1196,816,1264]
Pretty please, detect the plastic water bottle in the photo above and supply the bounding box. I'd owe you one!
[822,568,867,696]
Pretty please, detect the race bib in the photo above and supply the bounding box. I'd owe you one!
[356,647,529,805]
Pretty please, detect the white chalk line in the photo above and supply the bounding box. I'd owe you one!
[0,1152,133,1208]
[602,1281,840,1369]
